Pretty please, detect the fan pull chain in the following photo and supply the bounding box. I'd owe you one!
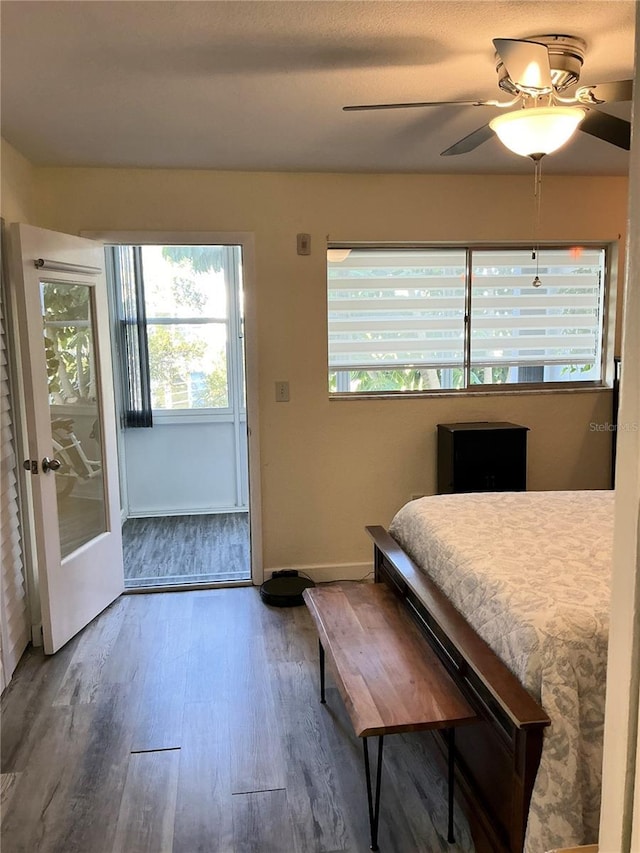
[531,155,543,287]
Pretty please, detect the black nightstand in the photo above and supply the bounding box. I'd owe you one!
[437,422,528,494]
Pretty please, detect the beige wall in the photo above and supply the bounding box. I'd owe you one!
[1,138,36,224]
[8,161,630,573]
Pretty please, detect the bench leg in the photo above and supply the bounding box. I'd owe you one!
[363,735,384,851]
[447,728,455,844]
[318,640,326,704]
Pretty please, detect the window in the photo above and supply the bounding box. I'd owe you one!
[112,244,245,419]
[327,245,607,394]
[142,246,231,410]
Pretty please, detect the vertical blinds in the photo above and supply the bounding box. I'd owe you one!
[328,247,604,373]
[112,246,153,428]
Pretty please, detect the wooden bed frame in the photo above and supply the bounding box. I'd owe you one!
[366,525,551,853]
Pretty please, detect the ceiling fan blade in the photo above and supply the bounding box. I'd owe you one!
[441,124,495,156]
[493,38,552,92]
[577,79,633,104]
[580,109,631,150]
[343,99,495,112]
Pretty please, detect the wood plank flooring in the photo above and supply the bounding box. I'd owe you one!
[0,587,475,853]
[122,513,250,588]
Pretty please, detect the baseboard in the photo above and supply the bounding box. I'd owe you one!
[263,561,372,584]
[126,506,249,518]
[31,622,43,647]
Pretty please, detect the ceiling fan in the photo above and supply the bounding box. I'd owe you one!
[343,35,633,158]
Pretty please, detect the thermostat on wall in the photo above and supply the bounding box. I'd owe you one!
[297,233,311,255]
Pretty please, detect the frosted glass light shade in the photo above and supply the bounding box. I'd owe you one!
[489,107,585,157]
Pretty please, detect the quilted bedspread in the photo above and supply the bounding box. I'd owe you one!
[389,490,614,853]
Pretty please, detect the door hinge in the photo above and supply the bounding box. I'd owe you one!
[23,459,38,474]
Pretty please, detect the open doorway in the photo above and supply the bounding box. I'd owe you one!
[106,242,251,589]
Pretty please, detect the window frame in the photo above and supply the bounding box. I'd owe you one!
[144,314,232,417]
[327,241,613,398]
[135,244,245,422]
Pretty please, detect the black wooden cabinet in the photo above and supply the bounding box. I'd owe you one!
[437,422,528,494]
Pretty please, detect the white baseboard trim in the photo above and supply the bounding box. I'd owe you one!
[126,506,249,519]
[263,561,373,584]
[31,622,43,647]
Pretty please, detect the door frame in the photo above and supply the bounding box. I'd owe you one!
[3,225,41,645]
[83,230,263,586]
[0,219,32,668]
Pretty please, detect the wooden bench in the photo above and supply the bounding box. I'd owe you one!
[303,582,477,850]
[367,525,551,852]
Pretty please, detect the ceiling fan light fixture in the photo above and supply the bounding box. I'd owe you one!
[497,35,585,95]
[490,106,585,157]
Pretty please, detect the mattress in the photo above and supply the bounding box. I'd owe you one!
[389,490,614,853]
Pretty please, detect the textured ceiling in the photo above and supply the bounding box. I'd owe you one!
[0,1,636,175]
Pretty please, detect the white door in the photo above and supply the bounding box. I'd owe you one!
[10,224,123,654]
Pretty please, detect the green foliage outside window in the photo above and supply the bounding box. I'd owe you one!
[42,283,95,403]
[146,247,230,409]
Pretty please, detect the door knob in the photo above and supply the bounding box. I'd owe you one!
[42,457,62,473]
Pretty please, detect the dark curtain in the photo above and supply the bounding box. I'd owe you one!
[112,246,152,428]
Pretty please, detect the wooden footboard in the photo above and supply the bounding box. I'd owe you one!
[366,525,551,853]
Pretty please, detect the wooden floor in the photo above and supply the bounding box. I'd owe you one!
[1,587,475,853]
[122,513,250,588]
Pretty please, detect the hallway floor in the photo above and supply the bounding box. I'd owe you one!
[1,586,474,853]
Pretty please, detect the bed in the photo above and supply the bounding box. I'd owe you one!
[367,489,613,853]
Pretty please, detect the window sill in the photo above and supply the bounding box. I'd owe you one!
[329,384,611,401]
[151,410,247,425]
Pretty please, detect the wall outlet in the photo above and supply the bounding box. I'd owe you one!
[275,381,290,402]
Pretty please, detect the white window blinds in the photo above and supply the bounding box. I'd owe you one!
[327,245,605,392]
[328,249,466,371]
[470,247,604,372]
